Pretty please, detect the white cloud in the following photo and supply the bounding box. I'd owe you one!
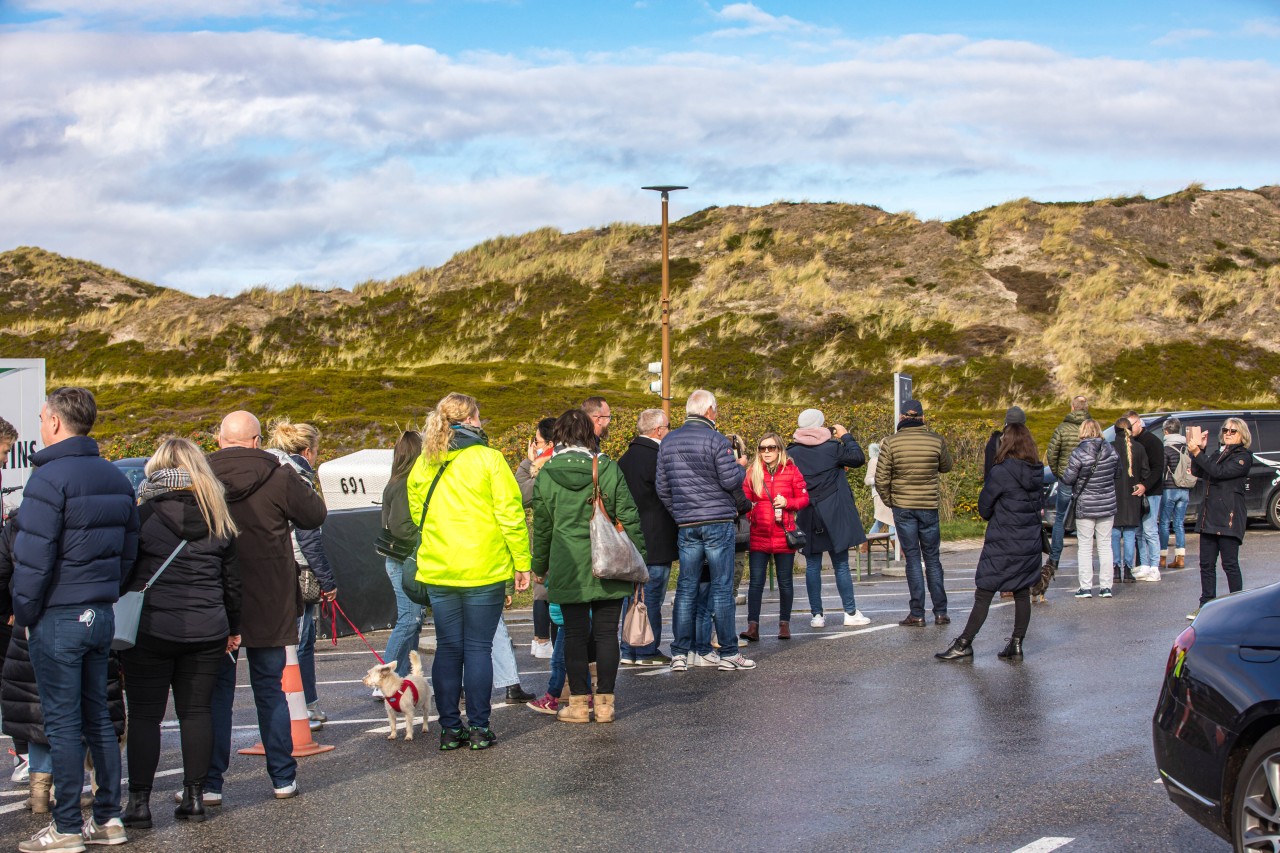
[0,29,1277,294]
[710,3,824,39]
[1152,28,1215,47]
[1242,18,1280,38]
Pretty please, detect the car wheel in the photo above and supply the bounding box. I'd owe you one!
[1267,489,1280,531]
[1233,729,1280,851]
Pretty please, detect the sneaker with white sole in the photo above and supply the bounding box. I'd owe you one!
[530,639,553,659]
[273,781,298,799]
[11,752,29,784]
[619,653,637,666]
[1099,588,1113,598]
[810,613,826,628]
[1136,569,1161,582]
[81,817,126,846]
[717,653,756,671]
[1074,588,1092,598]
[19,823,85,853]
[844,611,871,627]
[693,651,721,667]
[669,654,688,672]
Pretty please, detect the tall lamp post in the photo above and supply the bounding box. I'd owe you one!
[642,185,687,419]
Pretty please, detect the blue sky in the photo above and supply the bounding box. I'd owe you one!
[1,1,1278,294]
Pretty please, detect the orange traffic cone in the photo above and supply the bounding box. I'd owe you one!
[239,644,334,758]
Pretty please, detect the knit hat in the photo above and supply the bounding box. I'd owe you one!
[1005,406,1027,426]
[797,408,825,429]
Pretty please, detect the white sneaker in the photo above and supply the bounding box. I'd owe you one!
[530,639,553,659]
[19,823,85,853]
[11,753,29,784]
[844,611,871,627]
[735,594,747,605]
[810,613,826,628]
[273,781,299,799]
[669,654,688,672]
[693,651,721,667]
[1136,568,1161,582]
[717,653,756,671]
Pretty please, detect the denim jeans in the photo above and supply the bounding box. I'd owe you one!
[383,556,425,678]
[1159,489,1189,553]
[694,581,715,655]
[1111,526,1138,568]
[491,617,519,690]
[671,523,738,658]
[620,563,672,658]
[27,741,52,775]
[297,603,317,705]
[748,551,794,623]
[426,582,504,730]
[206,649,238,794]
[27,604,121,833]
[1049,482,1073,562]
[893,508,947,618]
[1138,494,1163,569]
[246,646,296,787]
[804,549,856,617]
[867,520,895,539]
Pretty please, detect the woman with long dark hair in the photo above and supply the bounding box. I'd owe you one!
[1110,417,1150,585]
[1187,417,1255,619]
[936,424,1043,662]
[380,430,425,679]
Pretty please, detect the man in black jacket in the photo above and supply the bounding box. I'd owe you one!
[1127,411,1166,582]
[12,387,138,850]
[618,409,677,667]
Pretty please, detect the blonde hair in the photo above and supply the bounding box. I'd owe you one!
[1223,417,1253,449]
[146,437,238,539]
[268,418,320,456]
[423,392,479,463]
[1114,417,1134,477]
[1078,419,1102,440]
[748,432,789,495]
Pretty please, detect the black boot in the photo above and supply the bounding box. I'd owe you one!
[1123,566,1136,584]
[505,684,536,704]
[998,637,1024,661]
[1113,564,1122,583]
[174,783,206,822]
[935,637,973,661]
[122,790,152,828]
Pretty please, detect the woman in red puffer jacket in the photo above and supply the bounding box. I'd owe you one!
[740,432,809,642]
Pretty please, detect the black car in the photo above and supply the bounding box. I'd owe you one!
[112,457,149,495]
[1043,410,1280,530]
[1153,583,1280,849]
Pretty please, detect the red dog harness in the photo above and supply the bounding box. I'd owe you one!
[386,680,420,713]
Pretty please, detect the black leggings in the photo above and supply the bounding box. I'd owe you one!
[1199,533,1242,607]
[532,599,551,640]
[561,599,622,695]
[121,633,225,790]
[960,587,1030,642]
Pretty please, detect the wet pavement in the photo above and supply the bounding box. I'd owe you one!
[5,528,1279,852]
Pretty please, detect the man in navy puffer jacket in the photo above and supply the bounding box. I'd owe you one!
[12,387,138,850]
[656,390,755,672]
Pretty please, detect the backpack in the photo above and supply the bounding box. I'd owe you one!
[1171,444,1198,488]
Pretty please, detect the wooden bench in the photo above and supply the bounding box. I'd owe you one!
[854,532,895,580]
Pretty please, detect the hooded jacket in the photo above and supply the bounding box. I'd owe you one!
[1192,444,1253,541]
[787,429,865,553]
[406,426,530,589]
[531,449,645,604]
[208,447,327,648]
[12,435,139,627]
[975,458,1045,592]
[1061,438,1119,520]
[655,416,745,526]
[123,491,241,644]
[1045,410,1088,480]
[265,450,336,591]
[616,436,678,565]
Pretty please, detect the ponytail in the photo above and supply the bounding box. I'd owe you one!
[423,392,479,464]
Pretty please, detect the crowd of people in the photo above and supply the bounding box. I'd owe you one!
[0,385,1257,850]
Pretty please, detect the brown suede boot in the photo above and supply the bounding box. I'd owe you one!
[1159,555,1167,569]
[594,694,615,723]
[1172,554,1185,569]
[778,621,791,640]
[739,621,759,642]
[28,772,51,814]
[556,694,591,724]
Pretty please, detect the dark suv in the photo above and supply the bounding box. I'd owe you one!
[1042,410,1280,530]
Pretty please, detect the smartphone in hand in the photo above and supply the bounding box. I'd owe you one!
[1186,425,1207,449]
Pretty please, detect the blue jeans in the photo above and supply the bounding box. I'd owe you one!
[867,520,895,539]
[297,603,317,705]
[426,582,504,730]
[694,581,715,654]
[27,605,121,833]
[619,563,672,658]
[1139,494,1163,568]
[246,647,296,787]
[1049,482,1073,562]
[894,509,947,618]
[206,649,237,794]
[491,617,519,690]
[1111,526,1138,568]
[383,556,425,677]
[1160,488,1189,552]
[671,523,739,658]
[748,551,794,623]
[27,741,52,774]
[805,549,856,617]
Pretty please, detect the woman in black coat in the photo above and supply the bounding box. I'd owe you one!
[1188,418,1255,615]
[1111,418,1150,583]
[937,424,1042,662]
[119,438,240,828]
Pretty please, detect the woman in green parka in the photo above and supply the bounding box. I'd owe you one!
[531,408,645,724]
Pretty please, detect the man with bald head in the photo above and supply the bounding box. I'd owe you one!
[205,411,327,802]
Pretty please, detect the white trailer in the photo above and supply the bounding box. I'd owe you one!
[317,448,393,511]
[0,358,46,514]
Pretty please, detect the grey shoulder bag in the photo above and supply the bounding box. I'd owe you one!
[112,539,187,651]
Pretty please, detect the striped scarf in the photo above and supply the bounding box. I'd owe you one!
[137,467,193,504]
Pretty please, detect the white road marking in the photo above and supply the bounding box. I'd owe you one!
[1011,838,1073,853]
[0,768,185,816]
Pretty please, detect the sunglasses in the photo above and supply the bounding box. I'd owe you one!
[758,444,779,451]
[1222,428,1239,434]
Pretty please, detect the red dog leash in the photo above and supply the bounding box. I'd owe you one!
[322,599,386,665]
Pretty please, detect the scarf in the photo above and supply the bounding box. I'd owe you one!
[449,423,489,450]
[898,417,926,431]
[137,467,193,504]
[792,426,832,446]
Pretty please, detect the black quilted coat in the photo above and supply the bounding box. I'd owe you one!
[974,458,1044,593]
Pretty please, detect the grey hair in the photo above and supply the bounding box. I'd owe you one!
[686,389,717,417]
[1163,417,1182,434]
[1071,395,1088,412]
[636,408,667,436]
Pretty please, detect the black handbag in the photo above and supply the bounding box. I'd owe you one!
[400,461,451,607]
[763,480,806,552]
[374,528,415,561]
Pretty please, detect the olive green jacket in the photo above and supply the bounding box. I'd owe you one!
[1045,410,1089,479]
[874,425,954,510]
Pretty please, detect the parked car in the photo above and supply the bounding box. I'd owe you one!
[112,457,149,495]
[1043,410,1280,530]
[1153,582,1280,849]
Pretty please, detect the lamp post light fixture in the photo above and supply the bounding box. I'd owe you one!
[641,185,687,419]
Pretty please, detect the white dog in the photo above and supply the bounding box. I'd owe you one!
[362,650,430,741]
